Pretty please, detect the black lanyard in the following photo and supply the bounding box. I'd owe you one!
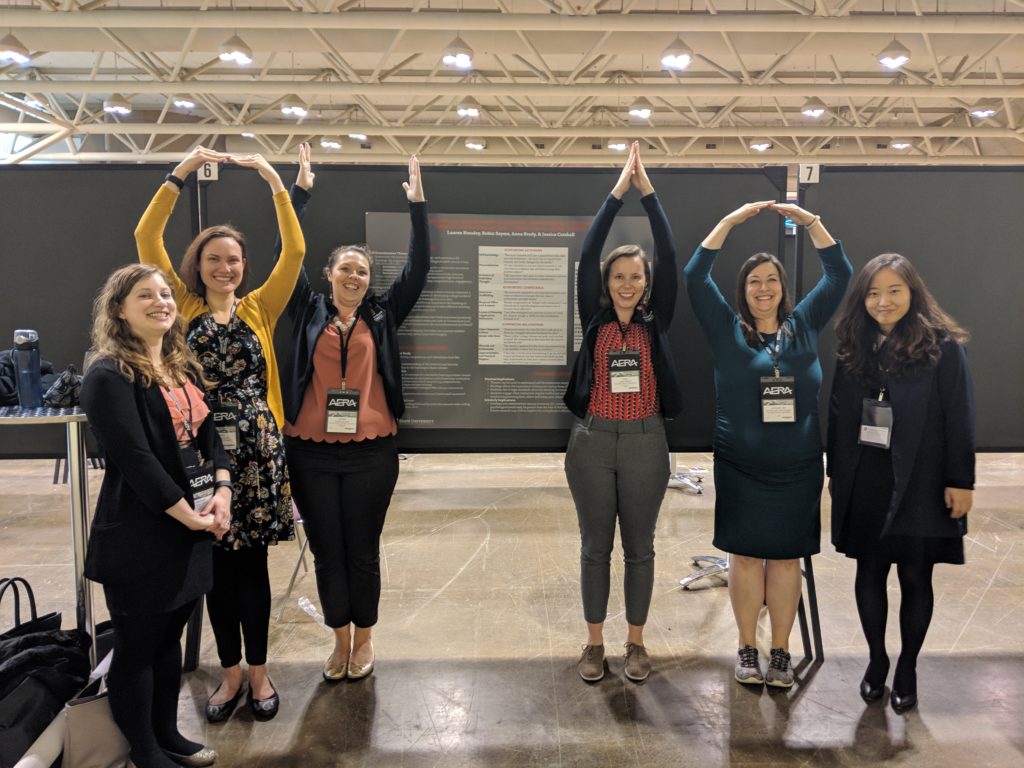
[215,301,239,379]
[616,319,632,351]
[759,331,783,377]
[162,382,198,446]
[336,315,360,389]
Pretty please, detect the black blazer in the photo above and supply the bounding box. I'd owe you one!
[827,339,975,541]
[81,358,230,614]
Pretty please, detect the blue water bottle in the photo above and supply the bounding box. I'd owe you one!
[13,329,43,410]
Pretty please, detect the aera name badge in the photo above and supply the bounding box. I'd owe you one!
[180,445,215,513]
[211,402,240,451]
[760,376,796,423]
[325,388,360,434]
[859,398,893,449]
[608,351,641,394]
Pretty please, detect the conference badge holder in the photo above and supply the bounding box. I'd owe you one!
[760,375,796,423]
[180,444,215,513]
[608,350,641,394]
[325,388,360,434]
[859,394,893,449]
[211,401,240,451]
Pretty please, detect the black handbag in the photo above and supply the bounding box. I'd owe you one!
[43,363,83,408]
[0,577,61,639]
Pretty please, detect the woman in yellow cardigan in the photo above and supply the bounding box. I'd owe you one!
[135,144,306,723]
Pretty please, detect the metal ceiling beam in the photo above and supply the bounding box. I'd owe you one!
[1,122,1016,139]
[6,10,1024,34]
[10,81,1024,98]
[18,152,1024,166]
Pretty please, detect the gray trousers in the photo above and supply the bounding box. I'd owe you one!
[564,414,671,626]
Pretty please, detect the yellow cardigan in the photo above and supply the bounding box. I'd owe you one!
[135,185,305,428]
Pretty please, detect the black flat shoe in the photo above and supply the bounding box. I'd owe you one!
[859,677,885,703]
[205,683,245,724]
[163,746,218,767]
[248,683,280,721]
[890,689,917,714]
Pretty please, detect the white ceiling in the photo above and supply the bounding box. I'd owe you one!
[2,0,1023,166]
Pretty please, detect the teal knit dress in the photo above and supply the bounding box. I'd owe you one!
[683,243,852,558]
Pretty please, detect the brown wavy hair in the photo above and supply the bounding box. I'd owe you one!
[598,244,652,310]
[90,264,206,388]
[834,253,969,382]
[735,252,794,347]
[179,225,249,297]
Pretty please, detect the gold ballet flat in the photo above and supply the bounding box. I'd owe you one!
[347,645,374,681]
[322,654,348,682]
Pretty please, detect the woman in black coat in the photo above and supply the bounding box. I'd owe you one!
[827,253,974,715]
[82,264,231,768]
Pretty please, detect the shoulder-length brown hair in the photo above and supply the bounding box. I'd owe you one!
[598,244,652,310]
[834,253,969,382]
[90,264,206,388]
[735,252,794,347]
[179,225,248,297]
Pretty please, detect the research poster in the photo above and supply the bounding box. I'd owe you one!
[366,212,652,429]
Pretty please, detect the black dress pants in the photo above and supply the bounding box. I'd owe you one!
[206,543,271,667]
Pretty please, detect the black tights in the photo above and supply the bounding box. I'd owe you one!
[107,600,203,768]
[854,559,935,694]
[206,544,271,667]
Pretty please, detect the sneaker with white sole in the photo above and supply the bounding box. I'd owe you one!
[735,645,764,685]
[765,647,794,688]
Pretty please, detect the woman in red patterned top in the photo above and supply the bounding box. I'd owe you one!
[563,143,682,683]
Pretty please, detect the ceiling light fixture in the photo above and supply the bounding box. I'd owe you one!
[23,94,45,110]
[173,95,196,109]
[465,138,486,151]
[456,97,482,119]
[878,39,911,70]
[660,38,693,71]
[241,131,255,138]
[890,141,912,150]
[969,103,997,119]
[628,97,654,120]
[749,141,772,152]
[801,97,827,118]
[280,94,308,118]
[320,136,342,150]
[219,34,253,66]
[102,93,132,116]
[0,33,30,65]
[348,132,368,141]
[442,36,473,70]
[607,140,629,152]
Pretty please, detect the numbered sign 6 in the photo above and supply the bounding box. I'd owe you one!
[199,161,220,182]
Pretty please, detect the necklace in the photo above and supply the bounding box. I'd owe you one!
[334,315,357,332]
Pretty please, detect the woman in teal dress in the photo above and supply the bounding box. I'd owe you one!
[684,201,851,688]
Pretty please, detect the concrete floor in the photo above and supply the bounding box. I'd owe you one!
[2,452,1022,767]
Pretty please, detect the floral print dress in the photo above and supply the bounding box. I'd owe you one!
[189,311,293,549]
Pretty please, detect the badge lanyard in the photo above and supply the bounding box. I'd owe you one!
[608,320,643,397]
[758,330,796,423]
[324,315,362,434]
[211,301,241,451]
[163,382,216,510]
[859,351,893,449]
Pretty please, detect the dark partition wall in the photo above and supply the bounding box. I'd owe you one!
[802,167,1024,450]
[1,162,784,456]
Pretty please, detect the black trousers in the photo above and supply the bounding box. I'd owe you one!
[105,596,198,768]
[206,543,271,667]
[286,435,399,628]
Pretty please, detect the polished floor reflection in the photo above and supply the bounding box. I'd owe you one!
[2,453,1022,767]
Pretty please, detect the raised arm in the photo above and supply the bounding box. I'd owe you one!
[380,156,430,326]
[684,202,774,336]
[270,144,316,323]
[136,146,227,317]
[231,150,306,319]
[577,144,635,324]
[779,204,852,331]
[631,148,678,324]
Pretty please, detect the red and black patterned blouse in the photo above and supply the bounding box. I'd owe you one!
[586,320,660,420]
